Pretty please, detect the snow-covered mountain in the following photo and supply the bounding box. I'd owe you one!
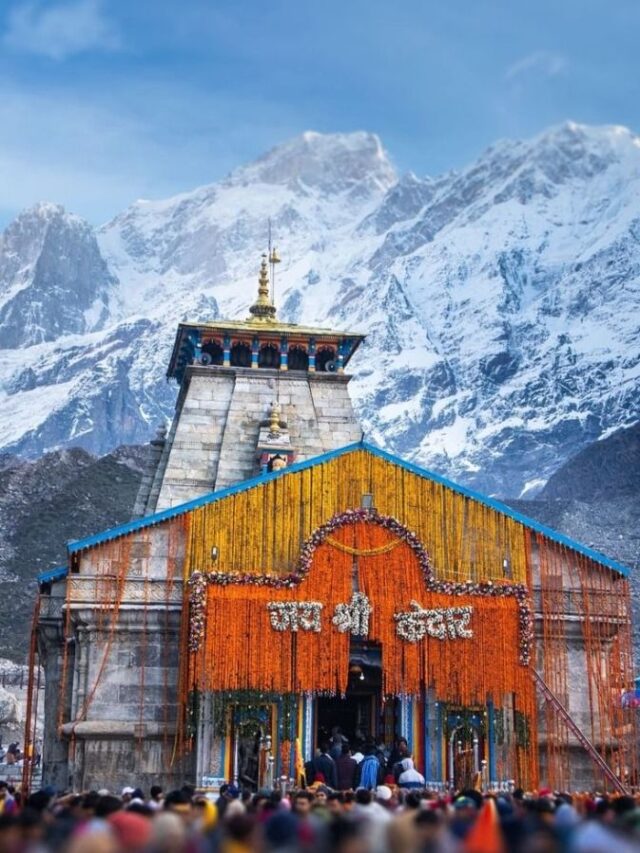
[1,124,639,497]
[0,203,115,347]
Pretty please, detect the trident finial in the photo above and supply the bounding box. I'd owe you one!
[248,254,277,323]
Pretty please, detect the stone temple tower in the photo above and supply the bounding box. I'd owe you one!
[134,253,365,515]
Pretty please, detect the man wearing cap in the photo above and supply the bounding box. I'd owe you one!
[375,785,395,813]
[121,786,135,803]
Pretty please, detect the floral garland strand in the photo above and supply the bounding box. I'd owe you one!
[187,508,533,664]
[187,571,207,653]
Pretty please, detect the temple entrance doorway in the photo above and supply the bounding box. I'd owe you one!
[315,641,389,747]
[447,718,485,790]
[316,692,377,745]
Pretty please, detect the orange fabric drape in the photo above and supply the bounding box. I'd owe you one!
[533,531,637,790]
[192,520,534,717]
[195,540,352,694]
[355,522,531,705]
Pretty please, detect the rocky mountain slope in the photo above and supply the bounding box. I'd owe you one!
[506,421,640,648]
[0,446,146,660]
[1,124,639,497]
[0,203,115,348]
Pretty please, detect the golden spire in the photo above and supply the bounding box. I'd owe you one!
[248,254,277,323]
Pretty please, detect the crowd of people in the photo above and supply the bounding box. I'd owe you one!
[303,734,426,792]
[1,775,640,852]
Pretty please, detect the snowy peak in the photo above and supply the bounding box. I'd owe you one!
[1,203,80,276]
[0,203,116,348]
[97,131,397,313]
[532,120,640,158]
[358,172,446,236]
[227,130,397,195]
[370,121,640,268]
[1,123,640,499]
[471,121,640,203]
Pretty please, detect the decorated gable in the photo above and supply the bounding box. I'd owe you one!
[187,507,533,708]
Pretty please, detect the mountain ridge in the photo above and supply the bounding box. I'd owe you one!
[1,122,639,497]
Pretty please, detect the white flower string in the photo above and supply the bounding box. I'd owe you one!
[394,603,474,642]
[331,592,372,637]
[266,601,323,632]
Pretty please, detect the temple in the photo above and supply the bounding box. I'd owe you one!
[31,255,637,795]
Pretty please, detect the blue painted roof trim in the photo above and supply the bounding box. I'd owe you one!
[67,443,364,553]
[37,565,69,584]
[66,440,630,577]
[363,444,630,576]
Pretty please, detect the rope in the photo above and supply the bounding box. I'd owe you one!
[21,594,41,796]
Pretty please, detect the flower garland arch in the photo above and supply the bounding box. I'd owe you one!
[187,507,533,663]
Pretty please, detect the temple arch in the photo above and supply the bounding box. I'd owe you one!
[230,341,252,367]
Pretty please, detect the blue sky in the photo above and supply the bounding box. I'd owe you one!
[1,0,638,226]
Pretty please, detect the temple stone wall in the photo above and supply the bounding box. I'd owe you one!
[150,366,361,511]
[534,611,619,789]
[79,526,186,581]
[39,586,72,791]
[40,587,188,793]
[71,737,193,794]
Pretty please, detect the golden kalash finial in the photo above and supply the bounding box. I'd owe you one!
[248,254,277,323]
[269,401,281,435]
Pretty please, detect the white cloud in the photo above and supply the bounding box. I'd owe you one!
[3,0,121,60]
[505,51,567,82]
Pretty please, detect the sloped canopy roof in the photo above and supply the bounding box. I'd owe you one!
[44,441,629,579]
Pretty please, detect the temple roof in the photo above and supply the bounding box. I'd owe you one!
[167,319,365,381]
[166,254,365,380]
[175,318,365,337]
[47,441,630,579]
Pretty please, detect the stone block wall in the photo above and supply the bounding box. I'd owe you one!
[149,366,362,509]
[39,581,190,793]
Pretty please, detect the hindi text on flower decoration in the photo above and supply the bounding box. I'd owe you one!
[394,602,474,643]
[266,601,323,632]
[331,592,372,637]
